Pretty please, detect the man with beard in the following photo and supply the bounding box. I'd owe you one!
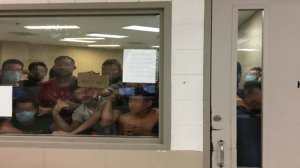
[38,56,78,125]
[22,62,48,103]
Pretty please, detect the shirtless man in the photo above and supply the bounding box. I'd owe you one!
[118,90,158,136]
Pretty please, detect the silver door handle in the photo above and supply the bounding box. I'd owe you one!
[218,140,225,167]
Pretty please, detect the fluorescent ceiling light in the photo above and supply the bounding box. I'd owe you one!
[24,25,80,30]
[60,38,96,43]
[123,25,159,32]
[237,48,258,51]
[88,44,120,47]
[69,37,105,40]
[86,33,127,39]
[151,45,159,48]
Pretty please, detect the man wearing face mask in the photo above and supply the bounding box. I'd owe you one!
[8,97,53,134]
[244,66,262,82]
[22,62,48,104]
[0,59,26,100]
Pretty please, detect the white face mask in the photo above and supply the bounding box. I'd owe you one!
[2,71,21,84]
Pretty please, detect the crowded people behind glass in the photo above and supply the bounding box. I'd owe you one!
[0,57,159,136]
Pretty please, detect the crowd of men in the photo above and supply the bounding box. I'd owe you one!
[0,56,159,136]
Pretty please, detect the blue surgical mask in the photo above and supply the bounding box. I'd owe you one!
[15,111,36,124]
[143,85,156,94]
[2,71,21,84]
[119,87,135,96]
[245,75,257,82]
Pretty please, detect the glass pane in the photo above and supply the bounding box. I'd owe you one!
[0,15,160,138]
[237,10,263,167]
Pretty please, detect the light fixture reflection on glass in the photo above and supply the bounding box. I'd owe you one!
[60,38,96,43]
[68,37,105,40]
[24,25,80,30]
[86,33,127,39]
[87,44,120,47]
[123,25,159,32]
[237,48,258,51]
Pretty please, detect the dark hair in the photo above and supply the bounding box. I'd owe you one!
[28,62,48,72]
[102,59,122,72]
[250,66,262,73]
[54,56,75,65]
[237,62,242,88]
[49,67,58,79]
[13,97,36,109]
[133,85,157,100]
[242,81,261,99]
[2,59,24,69]
[237,62,242,75]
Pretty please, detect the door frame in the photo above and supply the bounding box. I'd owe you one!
[204,1,268,167]
[203,0,212,167]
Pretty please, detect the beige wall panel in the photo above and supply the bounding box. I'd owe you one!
[1,42,30,68]
[44,148,106,168]
[0,148,44,168]
[0,148,202,168]
[263,2,300,167]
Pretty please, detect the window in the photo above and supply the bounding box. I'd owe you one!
[0,2,171,149]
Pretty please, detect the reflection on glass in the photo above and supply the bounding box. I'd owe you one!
[0,15,160,138]
[237,10,263,167]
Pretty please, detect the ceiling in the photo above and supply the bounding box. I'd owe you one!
[238,11,256,26]
[0,13,256,49]
[0,15,160,49]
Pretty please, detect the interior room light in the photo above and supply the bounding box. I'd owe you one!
[122,25,159,32]
[151,45,160,48]
[237,48,258,51]
[86,33,127,39]
[24,25,80,30]
[68,37,105,40]
[87,44,120,47]
[60,38,96,43]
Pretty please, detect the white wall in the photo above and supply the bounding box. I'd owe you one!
[170,0,204,151]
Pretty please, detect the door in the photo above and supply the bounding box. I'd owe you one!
[211,0,237,167]
[211,0,300,168]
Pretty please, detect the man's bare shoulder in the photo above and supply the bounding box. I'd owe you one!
[150,108,159,117]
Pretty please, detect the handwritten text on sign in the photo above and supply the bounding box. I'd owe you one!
[77,72,109,89]
[123,49,157,83]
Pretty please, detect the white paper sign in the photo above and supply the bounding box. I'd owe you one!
[123,49,157,83]
[0,86,12,117]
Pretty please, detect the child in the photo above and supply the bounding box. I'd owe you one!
[4,97,53,134]
[118,88,158,136]
[52,87,115,134]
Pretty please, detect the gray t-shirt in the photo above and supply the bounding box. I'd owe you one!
[72,104,94,123]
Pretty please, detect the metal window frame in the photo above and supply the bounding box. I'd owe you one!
[0,2,171,150]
